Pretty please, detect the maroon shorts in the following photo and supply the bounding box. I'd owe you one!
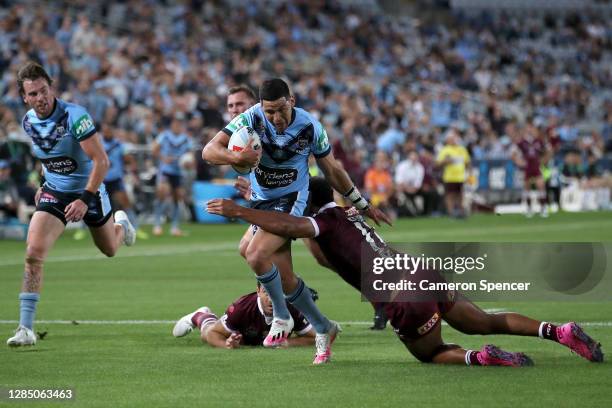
[385,291,456,342]
[444,182,463,194]
[525,168,542,180]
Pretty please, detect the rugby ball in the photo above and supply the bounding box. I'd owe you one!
[228,126,261,174]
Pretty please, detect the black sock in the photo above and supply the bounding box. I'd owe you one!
[539,322,558,342]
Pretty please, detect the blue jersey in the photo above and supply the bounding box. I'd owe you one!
[22,98,97,193]
[223,104,331,202]
[155,131,192,175]
[102,137,125,182]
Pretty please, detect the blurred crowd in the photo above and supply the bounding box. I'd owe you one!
[1,0,611,222]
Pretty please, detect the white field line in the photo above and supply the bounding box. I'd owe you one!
[0,242,239,267]
[2,218,609,268]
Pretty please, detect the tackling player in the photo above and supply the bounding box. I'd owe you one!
[202,78,390,364]
[207,177,603,366]
[7,62,136,347]
[172,283,317,349]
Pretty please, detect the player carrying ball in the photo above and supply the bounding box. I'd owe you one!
[202,78,390,364]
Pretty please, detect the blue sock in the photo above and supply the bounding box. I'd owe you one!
[19,292,40,330]
[154,200,170,227]
[286,278,331,334]
[171,202,181,229]
[255,265,291,320]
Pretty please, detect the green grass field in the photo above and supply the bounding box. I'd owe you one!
[1,212,611,407]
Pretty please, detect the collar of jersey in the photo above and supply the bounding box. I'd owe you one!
[316,202,338,214]
[288,108,296,128]
[35,98,60,121]
[257,296,273,325]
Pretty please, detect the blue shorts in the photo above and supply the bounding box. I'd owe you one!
[37,185,113,227]
[157,171,182,190]
[104,178,125,196]
[249,191,308,235]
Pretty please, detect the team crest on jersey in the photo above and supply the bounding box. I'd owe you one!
[297,136,309,150]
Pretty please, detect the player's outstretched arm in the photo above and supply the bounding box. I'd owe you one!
[316,153,392,226]
[287,328,316,347]
[316,152,354,198]
[205,321,242,349]
[207,199,316,238]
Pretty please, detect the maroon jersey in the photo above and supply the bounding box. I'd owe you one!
[220,292,311,346]
[516,138,546,178]
[308,204,395,293]
[308,203,455,340]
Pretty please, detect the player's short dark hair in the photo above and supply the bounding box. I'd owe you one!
[228,84,256,101]
[309,177,334,209]
[17,62,53,95]
[259,78,290,101]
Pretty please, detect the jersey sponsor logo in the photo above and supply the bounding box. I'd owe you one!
[317,128,330,152]
[417,312,440,335]
[41,156,79,175]
[226,114,250,133]
[73,114,94,138]
[254,164,298,189]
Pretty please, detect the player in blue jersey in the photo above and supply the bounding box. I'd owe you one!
[202,78,390,364]
[100,124,146,239]
[7,62,136,348]
[152,114,193,237]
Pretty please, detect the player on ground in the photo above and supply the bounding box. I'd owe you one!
[207,177,603,366]
[172,283,317,348]
[152,114,193,236]
[512,120,551,217]
[202,78,390,364]
[7,62,136,347]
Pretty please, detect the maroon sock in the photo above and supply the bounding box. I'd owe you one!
[466,350,482,366]
[191,312,217,329]
[540,322,559,342]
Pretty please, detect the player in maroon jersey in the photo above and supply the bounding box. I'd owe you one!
[512,121,551,217]
[207,178,603,366]
[172,283,316,349]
